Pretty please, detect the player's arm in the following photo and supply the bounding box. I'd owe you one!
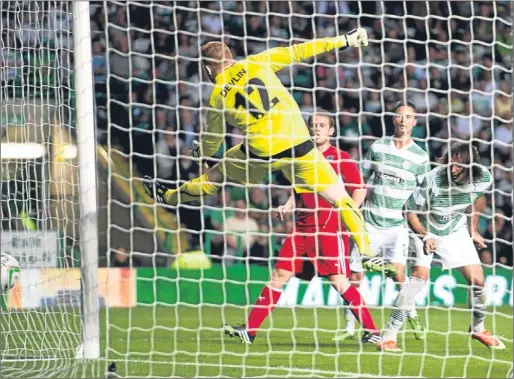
[360,145,375,184]
[340,154,367,207]
[193,107,225,158]
[406,177,430,238]
[277,189,295,221]
[406,178,437,254]
[248,28,368,72]
[352,187,367,208]
[468,195,487,248]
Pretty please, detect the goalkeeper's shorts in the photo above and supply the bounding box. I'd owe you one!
[219,141,340,194]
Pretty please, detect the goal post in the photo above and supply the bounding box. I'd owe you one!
[0,0,99,375]
[72,0,100,361]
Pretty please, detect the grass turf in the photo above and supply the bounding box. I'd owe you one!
[1,305,512,378]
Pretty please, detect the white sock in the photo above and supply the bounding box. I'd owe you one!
[345,307,356,334]
[384,307,406,342]
[397,279,418,319]
[408,307,418,319]
[470,287,486,333]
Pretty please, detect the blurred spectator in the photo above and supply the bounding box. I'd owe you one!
[454,102,482,139]
[484,210,513,266]
[207,190,234,260]
[495,81,512,121]
[110,247,142,268]
[156,127,178,181]
[223,200,259,265]
[249,187,270,224]
[177,146,200,183]
[479,249,493,266]
[109,34,131,79]
[92,40,107,92]
[248,224,272,266]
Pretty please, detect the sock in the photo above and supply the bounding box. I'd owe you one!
[164,173,219,205]
[397,278,419,319]
[384,276,426,341]
[345,306,356,334]
[384,307,406,342]
[340,285,378,333]
[408,308,418,319]
[335,196,372,257]
[247,285,282,336]
[469,286,487,333]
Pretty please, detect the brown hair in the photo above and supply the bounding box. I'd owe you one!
[308,108,335,129]
[439,141,483,181]
[200,41,232,72]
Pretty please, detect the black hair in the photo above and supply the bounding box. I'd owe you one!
[439,141,483,182]
[393,101,417,113]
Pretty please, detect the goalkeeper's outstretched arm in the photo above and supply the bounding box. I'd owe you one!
[248,28,368,72]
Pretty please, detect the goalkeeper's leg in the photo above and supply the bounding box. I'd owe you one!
[143,164,222,205]
[318,184,372,257]
[148,144,269,206]
[164,166,222,205]
[286,149,373,258]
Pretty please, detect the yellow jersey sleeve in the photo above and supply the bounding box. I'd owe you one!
[248,35,348,72]
[200,108,224,157]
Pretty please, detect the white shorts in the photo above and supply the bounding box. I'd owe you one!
[408,227,481,270]
[350,223,409,273]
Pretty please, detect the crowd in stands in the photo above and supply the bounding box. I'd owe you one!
[2,1,512,267]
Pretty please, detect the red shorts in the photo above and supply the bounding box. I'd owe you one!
[275,229,350,278]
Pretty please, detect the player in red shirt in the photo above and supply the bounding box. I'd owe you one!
[223,110,381,344]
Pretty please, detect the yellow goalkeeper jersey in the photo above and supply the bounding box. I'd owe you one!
[200,35,349,157]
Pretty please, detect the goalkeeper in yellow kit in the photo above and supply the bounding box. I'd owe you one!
[144,28,374,257]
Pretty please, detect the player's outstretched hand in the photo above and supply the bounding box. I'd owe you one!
[345,28,368,48]
[143,175,168,204]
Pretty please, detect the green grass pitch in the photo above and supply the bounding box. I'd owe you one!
[1,305,512,378]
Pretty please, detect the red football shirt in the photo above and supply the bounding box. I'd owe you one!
[295,145,363,231]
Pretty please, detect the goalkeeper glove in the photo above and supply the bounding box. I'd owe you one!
[143,175,169,204]
[344,28,368,48]
[189,140,201,159]
[189,140,211,170]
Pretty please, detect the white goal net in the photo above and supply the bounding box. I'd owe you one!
[2,0,514,378]
[1,1,99,378]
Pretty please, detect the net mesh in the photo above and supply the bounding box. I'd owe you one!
[0,0,512,378]
[98,1,512,377]
[1,0,82,377]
